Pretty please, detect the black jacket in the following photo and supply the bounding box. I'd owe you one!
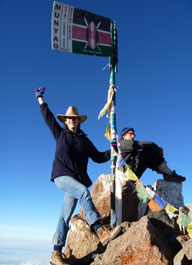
[119,139,161,167]
[40,103,110,187]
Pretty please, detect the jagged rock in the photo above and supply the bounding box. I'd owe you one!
[173,237,192,264]
[186,204,192,211]
[182,239,192,260]
[173,249,191,265]
[176,234,190,246]
[79,174,111,223]
[90,174,111,223]
[64,214,181,264]
[80,174,139,223]
[147,209,177,229]
[64,214,101,264]
[122,180,140,221]
[91,216,174,265]
[186,204,192,219]
[147,210,181,254]
[63,174,191,264]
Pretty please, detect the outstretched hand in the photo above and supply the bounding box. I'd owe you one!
[35,87,46,98]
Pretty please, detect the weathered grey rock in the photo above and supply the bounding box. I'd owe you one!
[151,179,184,209]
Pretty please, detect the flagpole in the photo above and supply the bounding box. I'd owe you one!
[109,21,118,227]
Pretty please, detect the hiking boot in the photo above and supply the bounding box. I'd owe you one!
[50,251,69,265]
[164,170,186,183]
[96,225,122,246]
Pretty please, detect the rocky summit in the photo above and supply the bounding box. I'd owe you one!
[63,174,192,265]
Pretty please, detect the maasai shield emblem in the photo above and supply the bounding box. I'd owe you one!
[51,1,112,57]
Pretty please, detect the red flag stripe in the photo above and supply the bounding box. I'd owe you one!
[72,25,111,46]
[72,25,87,41]
[98,31,111,45]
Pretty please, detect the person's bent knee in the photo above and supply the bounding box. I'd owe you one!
[79,186,91,201]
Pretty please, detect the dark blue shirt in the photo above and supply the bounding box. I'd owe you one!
[40,103,110,187]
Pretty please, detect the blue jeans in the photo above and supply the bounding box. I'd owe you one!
[52,176,101,247]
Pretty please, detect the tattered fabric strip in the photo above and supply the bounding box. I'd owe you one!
[136,180,149,203]
[148,198,161,211]
[98,85,116,119]
[187,221,192,238]
[124,165,138,181]
[105,121,111,141]
[154,195,167,209]
[165,203,178,214]
[145,187,156,199]
[178,213,192,228]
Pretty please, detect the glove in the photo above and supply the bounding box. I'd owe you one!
[35,87,45,98]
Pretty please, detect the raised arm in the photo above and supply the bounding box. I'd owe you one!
[35,87,62,140]
[38,97,44,105]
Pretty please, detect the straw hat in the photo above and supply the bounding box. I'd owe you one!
[57,106,87,123]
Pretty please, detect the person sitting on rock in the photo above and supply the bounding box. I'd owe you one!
[119,127,186,183]
[35,87,122,265]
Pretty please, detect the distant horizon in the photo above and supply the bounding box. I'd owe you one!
[0,247,50,265]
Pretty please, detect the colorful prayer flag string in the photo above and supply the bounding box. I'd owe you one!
[116,160,192,239]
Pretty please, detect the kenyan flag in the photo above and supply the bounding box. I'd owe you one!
[52,1,113,57]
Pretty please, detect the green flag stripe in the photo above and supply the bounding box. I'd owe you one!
[72,40,112,57]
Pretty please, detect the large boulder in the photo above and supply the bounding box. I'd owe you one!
[91,216,173,265]
[80,174,139,223]
[62,174,191,264]
[64,215,101,264]
[64,215,177,265]
[177,237,192,261]
[90,174,111,223]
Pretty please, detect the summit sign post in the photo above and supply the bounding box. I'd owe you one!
[52,1,113,57]
[51,1,118,227]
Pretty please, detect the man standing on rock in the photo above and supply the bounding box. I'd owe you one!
[119,127,186,183]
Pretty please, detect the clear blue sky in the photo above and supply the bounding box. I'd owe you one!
[1,0,192,253]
